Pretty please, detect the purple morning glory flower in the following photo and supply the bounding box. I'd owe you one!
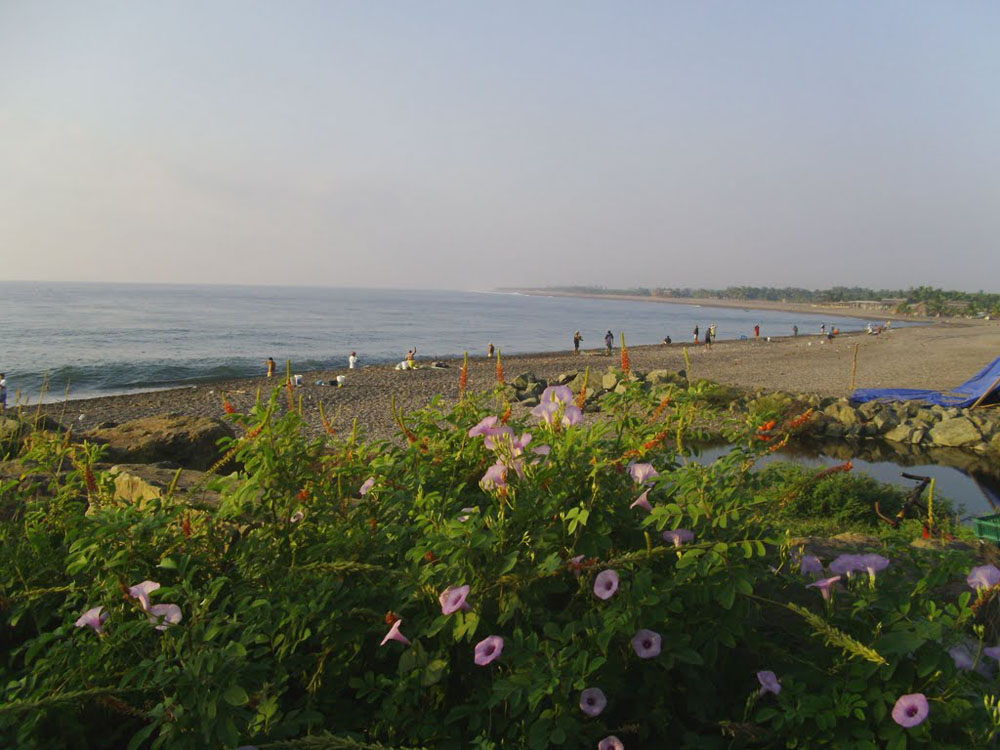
[380,618,410,647]
[829,554,862,577]
[474,635,504,666]
[757,670,781,696]
[663,528,694,548]
[806,576,841,601]
[984,646,1000,662]
[579,687,607,717]
[480,462,508,490]
[359,477,375,496]
[531,399,583,427]
[127,580,160,612]
[949,644,975,671]
[597,735,624,750]
[468,415,499,437]
[593,570,620,600]
[440,585,471,615]
[858,553,890,580]
[539,385,574,405]
[631,628,662,659]
[147,603,182,631]
[799,555,824,577]
[891,693,929,728]
[561,404,583,426]
[75,606,108,635]
[510,432,532,456]
[628,462,658,485]
[968,564,1000,591]
[630,490,652,512]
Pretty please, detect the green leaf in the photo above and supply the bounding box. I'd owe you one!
[222,684,249,707]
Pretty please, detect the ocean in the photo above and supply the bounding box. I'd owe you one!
[0,282,880,402]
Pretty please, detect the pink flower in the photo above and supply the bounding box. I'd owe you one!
[290,510,305,523]
[127,580,160,612]
[630,490,652,512]
[468,415,499,437]
[147,603,182,631]
[359,477,375,496]
[380,619,410,647]
[891,693,929,728]
[75,606,108,635]
[968,564,1000,591]
[531,400,583,427]
[829,554,862,577]
[598,735,624,750]
[561,404,583,427]
[858,553,890,580]
[593,570,619,600]
[539,385,574,405]
[662,529,694,548]
[483,425,514,451]
[806,576,841,601]
[480,462,508,490]
[474,635,504,666]
[628,462,658,485]
[799,555,824,577]
[757,670,781,696]
[440,585,471,615]
[631,628,661,659]
[579,687,607,717]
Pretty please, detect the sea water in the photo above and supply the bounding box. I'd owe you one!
[0,281,880,402]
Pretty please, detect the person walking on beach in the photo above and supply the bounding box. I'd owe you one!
[693,325,699,344]
[704,329,712,349]
[754,324,760,339]
[348,352,358,369]
[407,348,417,367]
[0,373,6,415]
[604,330,614,355]
[710,323,717,341]
[793,325,798,337]
[573,331,582,355]
[487,342,495,358]
[266,357,276,378]
[821,323,826,335]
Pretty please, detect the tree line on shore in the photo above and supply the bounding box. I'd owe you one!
[533,285,1000,317]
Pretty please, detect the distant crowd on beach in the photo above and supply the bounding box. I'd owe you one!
[261,318,895,382]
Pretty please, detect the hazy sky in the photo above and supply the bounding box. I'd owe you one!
[2,2,998,291]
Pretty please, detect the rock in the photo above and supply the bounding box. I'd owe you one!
[913,409,939,426]
[823,401,861,426]
[989,434,1000,454]
[884,424,913,443]
[870,413,898,433]
[108,463,223,509]
[910,428,926,444]
[825,423,846,437]
[519,396,540,408]
[646,370,683,386]
[928,417,981,448]
[858,401,882,419]
[602,371,620,391]
[85,414,235,470]
[512,373,541,391]
[555,371,579,385]
[515,381,543,400]
[614,382,629,395]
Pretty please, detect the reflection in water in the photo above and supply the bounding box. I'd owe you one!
[691,438,1000,520]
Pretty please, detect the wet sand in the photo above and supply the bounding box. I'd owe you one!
[28,317,1000,443]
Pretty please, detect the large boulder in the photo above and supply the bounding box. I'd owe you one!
[883,424,913,443]
[928,417,982,448]
[823,401,861,426]
[108,463,224,509]
[646,370,684,386]
[85,414,235,470]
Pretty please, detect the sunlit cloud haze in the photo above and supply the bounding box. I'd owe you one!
[1,1,998,291]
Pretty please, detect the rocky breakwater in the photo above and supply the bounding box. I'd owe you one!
[816,398,1000,456]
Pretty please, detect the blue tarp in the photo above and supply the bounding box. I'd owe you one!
[851,355,1000,408]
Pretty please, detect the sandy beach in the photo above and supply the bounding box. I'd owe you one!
[27,314,999,443]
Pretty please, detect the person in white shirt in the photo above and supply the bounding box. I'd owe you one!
[348,352,358,369]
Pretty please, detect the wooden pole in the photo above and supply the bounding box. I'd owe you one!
[850,343,860,391]
[970,375,1000,410]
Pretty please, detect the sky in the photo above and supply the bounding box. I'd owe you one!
[1,1,998,292]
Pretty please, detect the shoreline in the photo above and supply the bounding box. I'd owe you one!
[504,288,933,323]
[28,319,999,442]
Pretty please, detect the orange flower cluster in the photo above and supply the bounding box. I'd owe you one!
[296,487,311,502]
[495,350,504,385]
[814,461,854,480]
[181,514,192,538]
[285,378,295,411]
[82,463,98,496]
[459,352,468,398]
[650,395,672,421]
[644,429,671,452]
[501,404,512,424]
[621,344,631,376]
[787,409,815,429]
[576,368,590,409]
[384,611,399,625]
[223,397,236,415]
